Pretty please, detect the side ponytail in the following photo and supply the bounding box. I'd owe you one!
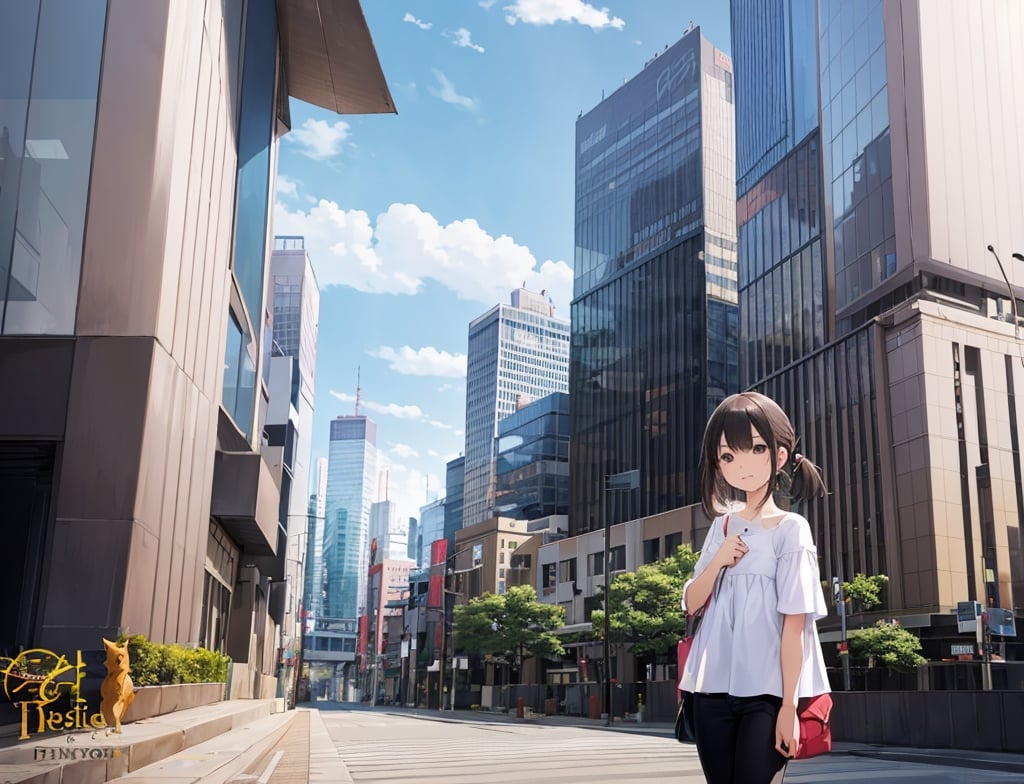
[777,452,828,503]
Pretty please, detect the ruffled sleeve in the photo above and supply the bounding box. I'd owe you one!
[681,516,725,613]
[775,516,828,619]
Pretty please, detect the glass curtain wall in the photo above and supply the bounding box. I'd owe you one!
[0,0,107,334]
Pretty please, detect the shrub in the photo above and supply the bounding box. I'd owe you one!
[119,634,229,685]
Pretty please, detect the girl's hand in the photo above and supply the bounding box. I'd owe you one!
[712,535,749,569]
[775,704,799,759]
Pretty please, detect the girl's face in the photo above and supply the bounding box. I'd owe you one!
[717,425,788,499]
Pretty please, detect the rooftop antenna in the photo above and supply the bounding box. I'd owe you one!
[355,366,362,416]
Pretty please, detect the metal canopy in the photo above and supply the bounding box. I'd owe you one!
[276,0,396,115]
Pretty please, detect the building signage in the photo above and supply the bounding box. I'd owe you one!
[956,601,980,634]
[949,644,974,656]
[0,649,107,740]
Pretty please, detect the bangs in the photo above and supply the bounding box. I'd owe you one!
[717,400,772,453]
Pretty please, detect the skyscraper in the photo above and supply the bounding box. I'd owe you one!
[570,26,738,535]
[444,455,466,546]
[494,392,570,520]
[732,0,1024,650]
[0,0,392,710]
[324,416,379,619]
[463,288,570,527]
[265,236,320,677]
[369,500,409,562]
[305,457,329,621]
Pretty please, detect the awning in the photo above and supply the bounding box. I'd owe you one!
[277,0,396,115]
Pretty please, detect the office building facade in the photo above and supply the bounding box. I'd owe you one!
[0,0,392,709]
[570,27,738,535]
[444,455,466,545]
[324,416,380,620]
[463,288,570,527]
[264,236,321,687]
[732,0,1024,654]
[494,392,570,520]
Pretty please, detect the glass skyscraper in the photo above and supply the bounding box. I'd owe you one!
[462,288,570,527]
[732,0,1024,647]
[494,392,570,520]
[570,27,738,535]
[324,416,379,620]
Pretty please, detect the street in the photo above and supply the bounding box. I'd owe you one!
[316,706,1024,783]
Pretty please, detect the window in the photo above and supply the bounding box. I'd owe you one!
[609,545,626,572]
[542,563,557,595]
[665,532,683,555]
[0,0,106,335]
[642,538,660,564]
[588,552,603,576]
[199,570,231,653]
[558,558,577,583]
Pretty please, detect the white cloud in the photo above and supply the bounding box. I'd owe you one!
[403,12,432,30]
[329,390,424,420]
[438,382,464,393]
[504,0,625,30]
[369,345,467,378]
[391,443,420,459]
[286,118,351,160]
[427,449,441,457]
[276,175,298,197]
[449,27,485,53]
[479,0,496,8]
[429,70,478,110]
[426,418,456,430]
[272,200,574,314]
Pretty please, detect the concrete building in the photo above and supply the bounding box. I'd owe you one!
[452,516,537,599]
[731,0,1024,659]
[0,0,393,717]
[463,289,570,527]
[570,26,738,536]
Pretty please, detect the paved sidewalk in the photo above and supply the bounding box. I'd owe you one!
[327,703,1024,777]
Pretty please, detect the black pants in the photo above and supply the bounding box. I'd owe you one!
[692,693,788,784]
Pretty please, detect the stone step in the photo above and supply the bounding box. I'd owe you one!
[108,709,297,783]
[0,699,278,784]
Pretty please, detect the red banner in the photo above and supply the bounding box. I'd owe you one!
[427,539,448,608]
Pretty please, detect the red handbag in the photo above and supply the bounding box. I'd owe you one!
[796,693,833,758]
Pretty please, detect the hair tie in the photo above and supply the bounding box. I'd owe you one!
[793,453,804,467]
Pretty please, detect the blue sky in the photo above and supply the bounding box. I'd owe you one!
[274,0,732,523]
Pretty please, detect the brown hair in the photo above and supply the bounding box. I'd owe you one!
[699,391,827,518]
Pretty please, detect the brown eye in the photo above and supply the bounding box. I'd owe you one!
[720,453,733,463]
[753,444,767,454]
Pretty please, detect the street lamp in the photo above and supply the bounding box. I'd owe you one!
[986,245,1024,372]
[602,470,639,727]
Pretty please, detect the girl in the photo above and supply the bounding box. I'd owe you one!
[679,392,830,784]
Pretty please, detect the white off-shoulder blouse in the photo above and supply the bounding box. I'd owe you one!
[678,512,831,699]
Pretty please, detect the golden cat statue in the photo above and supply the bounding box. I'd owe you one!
[100,638,135,733]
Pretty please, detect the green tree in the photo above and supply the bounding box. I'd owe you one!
[843,573,889,612]
[848,620,927,671]
[452,585,565,682]
[590,544,698,658]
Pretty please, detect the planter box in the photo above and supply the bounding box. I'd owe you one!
[123,683,224,724]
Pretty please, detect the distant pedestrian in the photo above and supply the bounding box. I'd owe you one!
[679,392,830,784]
